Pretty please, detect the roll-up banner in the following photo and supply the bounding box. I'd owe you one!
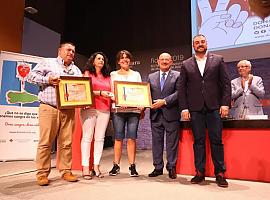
[0,51,42,161]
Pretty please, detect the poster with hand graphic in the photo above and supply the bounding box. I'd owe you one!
[192,0,270,50]
[0,51,42,161]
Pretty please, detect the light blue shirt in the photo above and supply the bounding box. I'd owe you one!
[159,70,168,82]
[27,56,82,107]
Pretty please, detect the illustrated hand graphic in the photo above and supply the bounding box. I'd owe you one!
[198,0,249,49]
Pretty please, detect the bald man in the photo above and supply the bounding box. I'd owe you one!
[147,53,180,179]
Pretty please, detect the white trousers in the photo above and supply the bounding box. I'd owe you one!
[80,109,110,166]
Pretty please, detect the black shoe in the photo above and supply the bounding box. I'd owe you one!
[168,168,177,179]
[148,169,163,177]
[216,173,228,188]
[129,164,139,177]
[109,163,120,176]
[191,172,205,184]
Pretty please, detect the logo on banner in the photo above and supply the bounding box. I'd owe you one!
[0,52,42,161]
[4,61,38,106]
[16,62,31,82]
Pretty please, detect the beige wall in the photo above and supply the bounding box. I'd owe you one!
[0,0,24,53]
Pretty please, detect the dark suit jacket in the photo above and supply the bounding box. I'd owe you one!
[178,53,231,112]
[148,70,180,121]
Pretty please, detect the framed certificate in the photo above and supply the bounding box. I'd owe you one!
[56,76,94,109]
[114,81,152,107]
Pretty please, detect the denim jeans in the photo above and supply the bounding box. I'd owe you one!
[112,112,140,140]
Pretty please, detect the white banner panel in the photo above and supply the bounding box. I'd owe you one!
[0,51,42,161]
[0,106,39,161]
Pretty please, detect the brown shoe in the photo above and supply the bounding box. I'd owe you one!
[37,175,49,186]
[62,172,78,182]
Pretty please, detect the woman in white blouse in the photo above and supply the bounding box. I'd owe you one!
[109,50,144,177]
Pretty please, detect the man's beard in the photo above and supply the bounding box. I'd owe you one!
[195,47,207,54]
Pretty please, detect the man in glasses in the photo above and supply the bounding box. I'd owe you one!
[231,59,265,119]
[27,42,82,186]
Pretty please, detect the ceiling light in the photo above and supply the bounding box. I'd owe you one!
[24,7,38,14]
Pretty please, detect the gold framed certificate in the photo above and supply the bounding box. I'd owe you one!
[114,81,152,107]
[56,76,94,109]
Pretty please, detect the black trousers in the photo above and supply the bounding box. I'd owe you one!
[190,108,226,175]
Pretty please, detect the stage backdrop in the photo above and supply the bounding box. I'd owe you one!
[0,51,42,161]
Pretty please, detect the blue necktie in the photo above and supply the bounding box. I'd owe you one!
[160,72,166,90]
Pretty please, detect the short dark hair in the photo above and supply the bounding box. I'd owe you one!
[59,42,75,48]
[83,52,110,77]
[192,34,206,42]
[116,50,133,67]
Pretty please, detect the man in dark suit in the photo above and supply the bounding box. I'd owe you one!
[148,52,180,179]
[178,34,231,187]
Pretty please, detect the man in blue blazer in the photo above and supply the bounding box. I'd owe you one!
[148,53,180,179]
[178,34,231,187]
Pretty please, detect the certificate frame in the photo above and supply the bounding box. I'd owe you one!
[56,76,94,109]
[114,81,152,108]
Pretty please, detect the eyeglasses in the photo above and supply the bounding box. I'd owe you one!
[237,65,248,69]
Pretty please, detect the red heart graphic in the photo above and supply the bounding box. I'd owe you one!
[17,65,30,78]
